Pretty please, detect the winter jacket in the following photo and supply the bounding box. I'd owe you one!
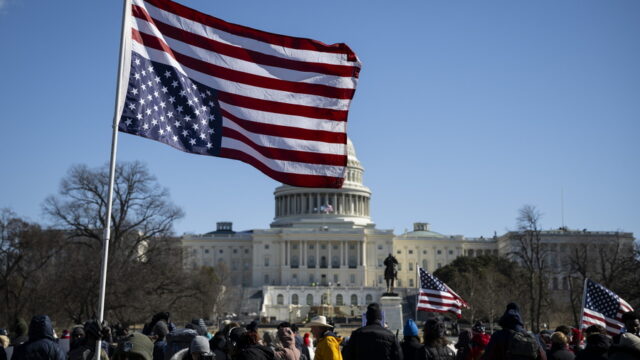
[482,307,546,360]
[235,345,275,360]
[546,345,575,360]
[575,334,610,360]
[11,315,65,360]
[416,342,456,360]
[401,336,422,360]
[469,334,490,360]
[608,333,640,360]
[314,332,342,360]
[343,323,402,360]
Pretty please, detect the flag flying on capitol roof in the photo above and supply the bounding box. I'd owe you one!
[117,0,361,188]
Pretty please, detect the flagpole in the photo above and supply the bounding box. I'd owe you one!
[415,266,420,321]
[578,277,588,331]
[96,0,131,359]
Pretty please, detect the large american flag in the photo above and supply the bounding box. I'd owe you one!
[417,266,468,318]
[581,279,634,335]
[117,0,361,188]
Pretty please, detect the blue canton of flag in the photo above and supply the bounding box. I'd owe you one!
[581,279,634,335]
[119,54,223,156]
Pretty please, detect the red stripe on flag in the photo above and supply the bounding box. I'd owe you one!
[216,91,348,121]
[218,148,345,188]
[221,128,347,166]
[221,109,346,144]
[133,5,359,78]
[131,29,355,101]
[142,0,359,62]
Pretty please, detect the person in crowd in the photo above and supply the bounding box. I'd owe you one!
[190,336,214,360]
[546,332,574,360]
[0,328,10,348]
[575,329,610,360]
[70,326,86,352]
[263,331,278,349]
[609,312,640,360]
[538,331,553,352]
[302,333,313,360]
[274,322,302,360]
[209,332,228,360]
[290,324,309,360]
[454,330,472,360]
[569,329,582,352]
[227,326,247,360]
[12,315,65,360]
[343,303,402,360]
[151,320,169,360]
[143,313,176,336]
[11,319,29,347]
[235,330,275,360]
[306,316,341,360]
[68,320,109,360]
[113,332,154,360]
[401,319,422,360]
[0,328,8,360]
[481,303,547,360]
[469,322,490,360]
[417,318,456,360]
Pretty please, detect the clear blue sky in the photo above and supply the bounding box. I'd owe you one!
[1,0,638,238]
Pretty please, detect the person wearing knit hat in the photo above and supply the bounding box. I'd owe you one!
[114,333,154,360]
[482,302,546,360]
[189,336,212,360]
[401,319,421,360]
[469,321,490,360]
[343,303,402,360]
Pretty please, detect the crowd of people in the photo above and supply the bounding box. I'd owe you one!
[0,303,638,360]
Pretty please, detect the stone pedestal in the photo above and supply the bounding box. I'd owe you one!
[380,295,403,336]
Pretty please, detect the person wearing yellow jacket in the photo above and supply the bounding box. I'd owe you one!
[307,316,342,360]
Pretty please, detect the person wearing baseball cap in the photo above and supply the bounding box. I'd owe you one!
[306,316,341,360]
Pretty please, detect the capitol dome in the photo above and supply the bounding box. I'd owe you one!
[271,139,373,228]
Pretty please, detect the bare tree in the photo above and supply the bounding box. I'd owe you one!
[511,205,549,332]
[42,161,190,324]
[0,209,66,324]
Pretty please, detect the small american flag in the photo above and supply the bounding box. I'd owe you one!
[417,266,468,318]
[581,279,634,335]
[118,0,361,188]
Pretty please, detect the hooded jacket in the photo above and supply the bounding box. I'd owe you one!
[12,315,66,360]
[481,303,546,360]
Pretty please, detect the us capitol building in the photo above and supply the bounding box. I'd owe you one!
[181,140,635,322]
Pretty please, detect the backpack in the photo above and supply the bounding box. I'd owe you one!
[164,329,198,360]
[506,330,539,360]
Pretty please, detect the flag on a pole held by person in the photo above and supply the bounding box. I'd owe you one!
[416,266,468,318]
[116,0,361,188]
[581,279,634,335]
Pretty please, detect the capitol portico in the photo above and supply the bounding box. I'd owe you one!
[181,139,635,322]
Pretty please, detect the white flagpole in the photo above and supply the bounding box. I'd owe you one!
[95,0,131,359]
[578,277,589,331]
